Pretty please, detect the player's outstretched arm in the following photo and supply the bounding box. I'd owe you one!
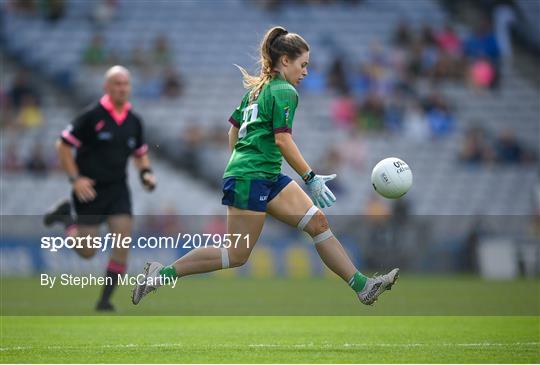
[274,132,311,176]
[274,132,336,208]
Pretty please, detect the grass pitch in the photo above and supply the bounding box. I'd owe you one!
[1,275,539,316]
[1,316,539,363]
[1,276,539,363]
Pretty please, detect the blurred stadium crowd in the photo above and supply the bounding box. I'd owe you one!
[1,0,538,275]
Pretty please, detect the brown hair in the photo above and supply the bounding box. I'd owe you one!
[236,26,309,101]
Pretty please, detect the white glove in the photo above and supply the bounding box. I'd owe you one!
[305,173,337,208]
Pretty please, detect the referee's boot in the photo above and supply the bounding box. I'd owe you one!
[95,300,115,312]
[43,199,74,228]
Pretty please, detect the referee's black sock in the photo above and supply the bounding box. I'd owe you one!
[98,259,126,307]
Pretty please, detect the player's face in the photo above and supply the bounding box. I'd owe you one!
[283,51,309,86]
[106,72,131,106]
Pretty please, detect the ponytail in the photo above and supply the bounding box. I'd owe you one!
[236,26,309,101]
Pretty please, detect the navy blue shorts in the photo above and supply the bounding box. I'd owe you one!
[221,173,293,212]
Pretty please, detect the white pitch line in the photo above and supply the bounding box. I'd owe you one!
[1,342,539,352]
[249,342,540,349]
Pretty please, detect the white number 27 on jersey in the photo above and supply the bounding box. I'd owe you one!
[238,104,258,139]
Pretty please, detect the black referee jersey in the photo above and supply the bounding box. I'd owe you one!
[61,95,148,185]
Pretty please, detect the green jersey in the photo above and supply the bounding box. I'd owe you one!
[224,75,298,180]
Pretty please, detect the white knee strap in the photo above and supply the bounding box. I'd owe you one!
[221,247,229,269]
[313,229,333,244]
[297,205,319,231]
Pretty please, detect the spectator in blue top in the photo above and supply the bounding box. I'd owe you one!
[464,18,501,88]
[423,91,454,138]
[464,19,501,63]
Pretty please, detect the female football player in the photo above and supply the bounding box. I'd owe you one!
[132,26,398,306]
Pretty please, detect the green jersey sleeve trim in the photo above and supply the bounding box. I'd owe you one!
[228,116,240,128]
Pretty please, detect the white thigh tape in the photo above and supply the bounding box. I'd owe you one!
[313,229,333,244]
[297,205,319,230]
[221,247,229,269]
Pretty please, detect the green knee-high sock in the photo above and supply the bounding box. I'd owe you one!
[348,272,368,292]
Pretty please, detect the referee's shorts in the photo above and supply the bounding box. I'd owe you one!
[72,181,132,225]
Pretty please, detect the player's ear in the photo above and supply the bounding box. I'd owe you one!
[280,55,290,68]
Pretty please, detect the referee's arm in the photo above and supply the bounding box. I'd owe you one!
[56,140,96,202]
[133,153,156,191]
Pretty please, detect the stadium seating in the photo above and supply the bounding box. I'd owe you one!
[2,0,537,219]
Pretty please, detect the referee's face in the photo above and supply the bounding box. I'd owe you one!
[106,72,131,106]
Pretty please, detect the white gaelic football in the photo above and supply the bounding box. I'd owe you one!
[371,157,413,199]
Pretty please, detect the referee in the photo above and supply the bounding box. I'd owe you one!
[44,65,156,311]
